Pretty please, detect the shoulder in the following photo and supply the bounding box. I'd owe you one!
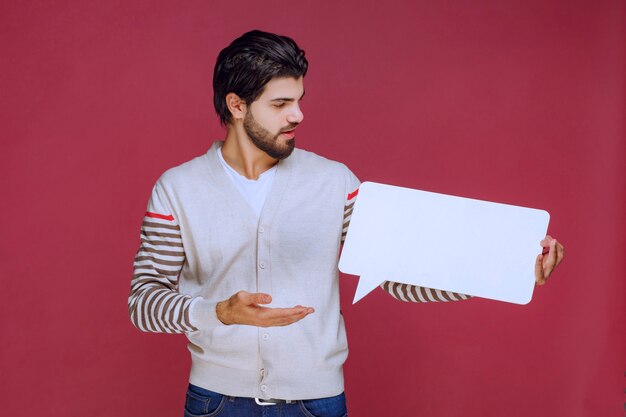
[156,152,210,189]
[289,148,360,196]
[290,147,354,177]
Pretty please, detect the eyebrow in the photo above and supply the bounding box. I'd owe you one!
[270,90,306,102]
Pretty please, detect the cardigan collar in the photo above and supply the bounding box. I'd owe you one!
[203,141,295,227]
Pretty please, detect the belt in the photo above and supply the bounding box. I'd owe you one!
[254,397,296,406]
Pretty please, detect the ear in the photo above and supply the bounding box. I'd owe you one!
[225,92,247,122]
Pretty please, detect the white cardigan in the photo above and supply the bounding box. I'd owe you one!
[130,141,360,400]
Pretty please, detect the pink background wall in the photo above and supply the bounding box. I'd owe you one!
[2,1,624,416]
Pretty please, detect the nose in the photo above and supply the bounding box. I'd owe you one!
[287,104,304,124]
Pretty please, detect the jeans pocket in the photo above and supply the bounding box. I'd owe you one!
[184,384,227,417]
[299,392,347,417]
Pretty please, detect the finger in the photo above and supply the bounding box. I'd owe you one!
[273,310,311,326]
[265,306,314,318]
[292,306,316,314]
[262,313,306,327]
[535,254,546,285]
[555,242,564,266]
[258,306,314,326]
[543,239,558,278]
[540,235,553,246]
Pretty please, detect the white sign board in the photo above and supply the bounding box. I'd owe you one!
[339,182,550,305]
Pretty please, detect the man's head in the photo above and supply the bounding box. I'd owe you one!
[213,30,308,127]
[240,76,304,159]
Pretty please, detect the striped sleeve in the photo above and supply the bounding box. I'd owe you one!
[340,182,472,304]
[381,281,473,303]
[341,187,359,244]
[128,187,198,333]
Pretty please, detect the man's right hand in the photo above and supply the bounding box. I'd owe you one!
[216,291,315,327]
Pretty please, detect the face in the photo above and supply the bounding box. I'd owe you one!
[243,76,305,160]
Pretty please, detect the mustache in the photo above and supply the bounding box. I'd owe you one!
[280,123,299,133]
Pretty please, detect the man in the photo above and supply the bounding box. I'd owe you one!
[128,30,564,416]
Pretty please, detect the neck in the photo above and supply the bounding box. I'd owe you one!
[221,125,278,180]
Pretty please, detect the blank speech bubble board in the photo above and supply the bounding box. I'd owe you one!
[339,182,550,305]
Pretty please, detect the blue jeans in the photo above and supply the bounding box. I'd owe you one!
[184,384,348,417]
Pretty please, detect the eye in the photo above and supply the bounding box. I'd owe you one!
[273,102,285,108]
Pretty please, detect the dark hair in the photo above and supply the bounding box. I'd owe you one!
[213,30,308,126]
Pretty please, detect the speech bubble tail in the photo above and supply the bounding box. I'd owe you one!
[353,274,382,304]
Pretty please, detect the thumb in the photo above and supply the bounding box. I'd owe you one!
[249,292,272,305]
[535,254,545,285]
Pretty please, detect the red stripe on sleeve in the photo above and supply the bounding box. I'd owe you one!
[145,212,175,221]
[347,188,359,200]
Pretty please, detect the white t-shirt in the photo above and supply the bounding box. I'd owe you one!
[217,147,276,218]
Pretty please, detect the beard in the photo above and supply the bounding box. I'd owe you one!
[243,111,296,160]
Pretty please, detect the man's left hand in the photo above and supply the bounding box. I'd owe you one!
[535,235,564,285]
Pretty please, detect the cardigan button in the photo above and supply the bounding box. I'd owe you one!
[259,261,266,269]
[258,226,265,233]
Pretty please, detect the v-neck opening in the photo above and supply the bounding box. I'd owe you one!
[202,142,293,228]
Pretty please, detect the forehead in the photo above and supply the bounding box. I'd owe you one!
[257,76,304,100]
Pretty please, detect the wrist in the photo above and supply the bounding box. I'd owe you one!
[216,300,231,325]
